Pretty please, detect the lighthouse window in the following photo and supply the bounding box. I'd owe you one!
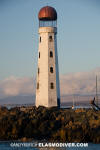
[39,52,40,58]
[40,36,41,43]
[50,51,53,57]
[37,83,39,89]
[50,67,53,73]
[49,36,53,42]
[50,83,54,89]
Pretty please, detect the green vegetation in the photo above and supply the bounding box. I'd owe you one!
[0,106,100,143]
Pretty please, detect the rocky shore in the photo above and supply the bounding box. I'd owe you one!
[0,106,100,143]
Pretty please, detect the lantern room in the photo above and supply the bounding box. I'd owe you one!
[38,6,57,27]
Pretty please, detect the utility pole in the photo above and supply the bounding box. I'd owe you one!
[96,75,98,106]
[72,94,75,109]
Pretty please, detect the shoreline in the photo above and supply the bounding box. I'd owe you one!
[0,106,100,143]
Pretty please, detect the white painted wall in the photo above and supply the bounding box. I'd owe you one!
[35,27,60,107]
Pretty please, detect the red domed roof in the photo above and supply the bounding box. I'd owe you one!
[38,6,57,21]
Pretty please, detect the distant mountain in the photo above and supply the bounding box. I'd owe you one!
[0,94,99,106]
[61,94,100,106]
[0,95,35,105]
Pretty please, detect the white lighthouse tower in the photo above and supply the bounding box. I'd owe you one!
[35,6,60,108]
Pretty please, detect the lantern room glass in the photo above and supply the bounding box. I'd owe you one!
[39,20,57,27]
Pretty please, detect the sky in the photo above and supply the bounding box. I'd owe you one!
[0,0,100,98]
[1,67,100,99]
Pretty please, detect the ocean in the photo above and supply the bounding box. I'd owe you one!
[0,142,100,150]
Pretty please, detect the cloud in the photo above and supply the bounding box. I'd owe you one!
[60,68,100,95]
[0,67,100,99]
[0,76,35,98]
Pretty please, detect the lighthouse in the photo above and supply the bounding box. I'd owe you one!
[35,6,60,108]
